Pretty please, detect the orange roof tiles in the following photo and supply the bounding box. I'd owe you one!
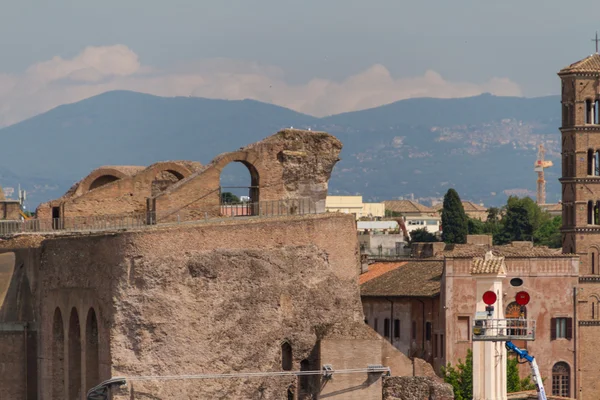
[359,261,407,285]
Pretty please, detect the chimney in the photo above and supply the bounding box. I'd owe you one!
[360,254,369,274]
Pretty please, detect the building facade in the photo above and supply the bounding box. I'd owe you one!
[559,52,600,399]
[360,240,579,399]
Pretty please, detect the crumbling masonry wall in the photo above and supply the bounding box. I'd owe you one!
[35,214,414,399]
[36,161,201,220]
[35,129,342,223]
[152,129,342,221]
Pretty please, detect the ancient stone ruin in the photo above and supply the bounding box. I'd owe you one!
[0,129,452,399]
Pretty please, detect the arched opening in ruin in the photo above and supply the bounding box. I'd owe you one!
[281,341,293,371]
[219,161,259,216]
[89,175,120,191]
[86,307,100,392]
[151,169,185,196]
[52,307,65,399]
[68,307,82,400]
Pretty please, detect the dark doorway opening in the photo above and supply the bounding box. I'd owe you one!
[52,207,61,230]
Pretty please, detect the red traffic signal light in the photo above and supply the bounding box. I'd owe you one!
[482,291,497,305]
[515,291,530,306]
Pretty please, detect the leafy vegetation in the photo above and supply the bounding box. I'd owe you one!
[443,349,537,399]
[409,227,439,243]
[441,189,468,244]
[458,193,561,248]
[221,192,240,204]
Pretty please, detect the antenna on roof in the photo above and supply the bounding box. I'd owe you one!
[592,31,600,54]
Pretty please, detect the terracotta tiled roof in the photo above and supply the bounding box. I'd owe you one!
[440,243,569,258]
[360,260,443,297]
[461,201,486,212]
[432,201,485,212]
[471,253,505,274]
[559,53,600,74]
[359,261,407,285]
[384,200,434,214]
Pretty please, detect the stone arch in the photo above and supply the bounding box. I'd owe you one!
[149,162,195,196]
[89,174,120,191]
[552,361,570,397]
[86,307,100,392]
[68,307,82,400]
[214,151,260,213]
[52,307,65,399]
[281,341,293,371]
[79,167,130,194]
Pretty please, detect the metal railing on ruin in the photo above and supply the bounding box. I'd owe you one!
[0,198,318,236]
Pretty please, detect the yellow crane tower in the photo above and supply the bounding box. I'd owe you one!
[534,144,553,205]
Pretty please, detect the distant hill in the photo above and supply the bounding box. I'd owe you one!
[0,90,562,209]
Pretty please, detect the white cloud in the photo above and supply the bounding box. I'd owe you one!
[0,45,522,127]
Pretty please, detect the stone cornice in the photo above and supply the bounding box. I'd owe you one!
[579,276,600,283]
[559,177,600,183]
[579,320,600,326]
[561,227,600,233]
[560,126,600,133]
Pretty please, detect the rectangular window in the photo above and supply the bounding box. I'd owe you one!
[384,319,390,337]
[433,334,438,358]
[425,322,432,341]
[412,321,417,340]
[457,316,470,341]
[551,318,573,340]
[440,334,445,358]
[394,319,400,339]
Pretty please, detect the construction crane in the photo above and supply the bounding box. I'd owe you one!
[534,144,553,205]
[505,341,547,400]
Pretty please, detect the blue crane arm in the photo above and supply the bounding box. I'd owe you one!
[505,341,547,400]
[505,340,533,362]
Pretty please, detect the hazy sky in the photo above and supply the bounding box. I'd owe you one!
[0,0,599,126]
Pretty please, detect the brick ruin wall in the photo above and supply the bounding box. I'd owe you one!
[35,129,342,224]
[30,214,426,399]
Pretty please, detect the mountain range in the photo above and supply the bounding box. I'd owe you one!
[0,90,561,210]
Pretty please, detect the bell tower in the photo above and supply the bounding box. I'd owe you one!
[559,52,600,274]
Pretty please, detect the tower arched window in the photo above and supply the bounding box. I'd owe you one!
[586,99,594,124]
[595,151,600,176]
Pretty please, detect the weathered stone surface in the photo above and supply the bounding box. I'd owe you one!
[33,214,403,399]
[382,376,454,400]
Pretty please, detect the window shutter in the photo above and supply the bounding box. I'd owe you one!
[566,318,573,340]
[550,318,557,340]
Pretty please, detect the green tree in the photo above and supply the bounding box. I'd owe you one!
[409,227,439,243]
[441,189,468,244]
[507,354,537,392]
[493,196,561,247]
[533,216,562,248]
[443,349,537,398]
[468,217,486,235]
[221,191,240,204]
[442,349,473,400]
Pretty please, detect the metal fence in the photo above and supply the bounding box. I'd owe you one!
[0,198,319,236]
